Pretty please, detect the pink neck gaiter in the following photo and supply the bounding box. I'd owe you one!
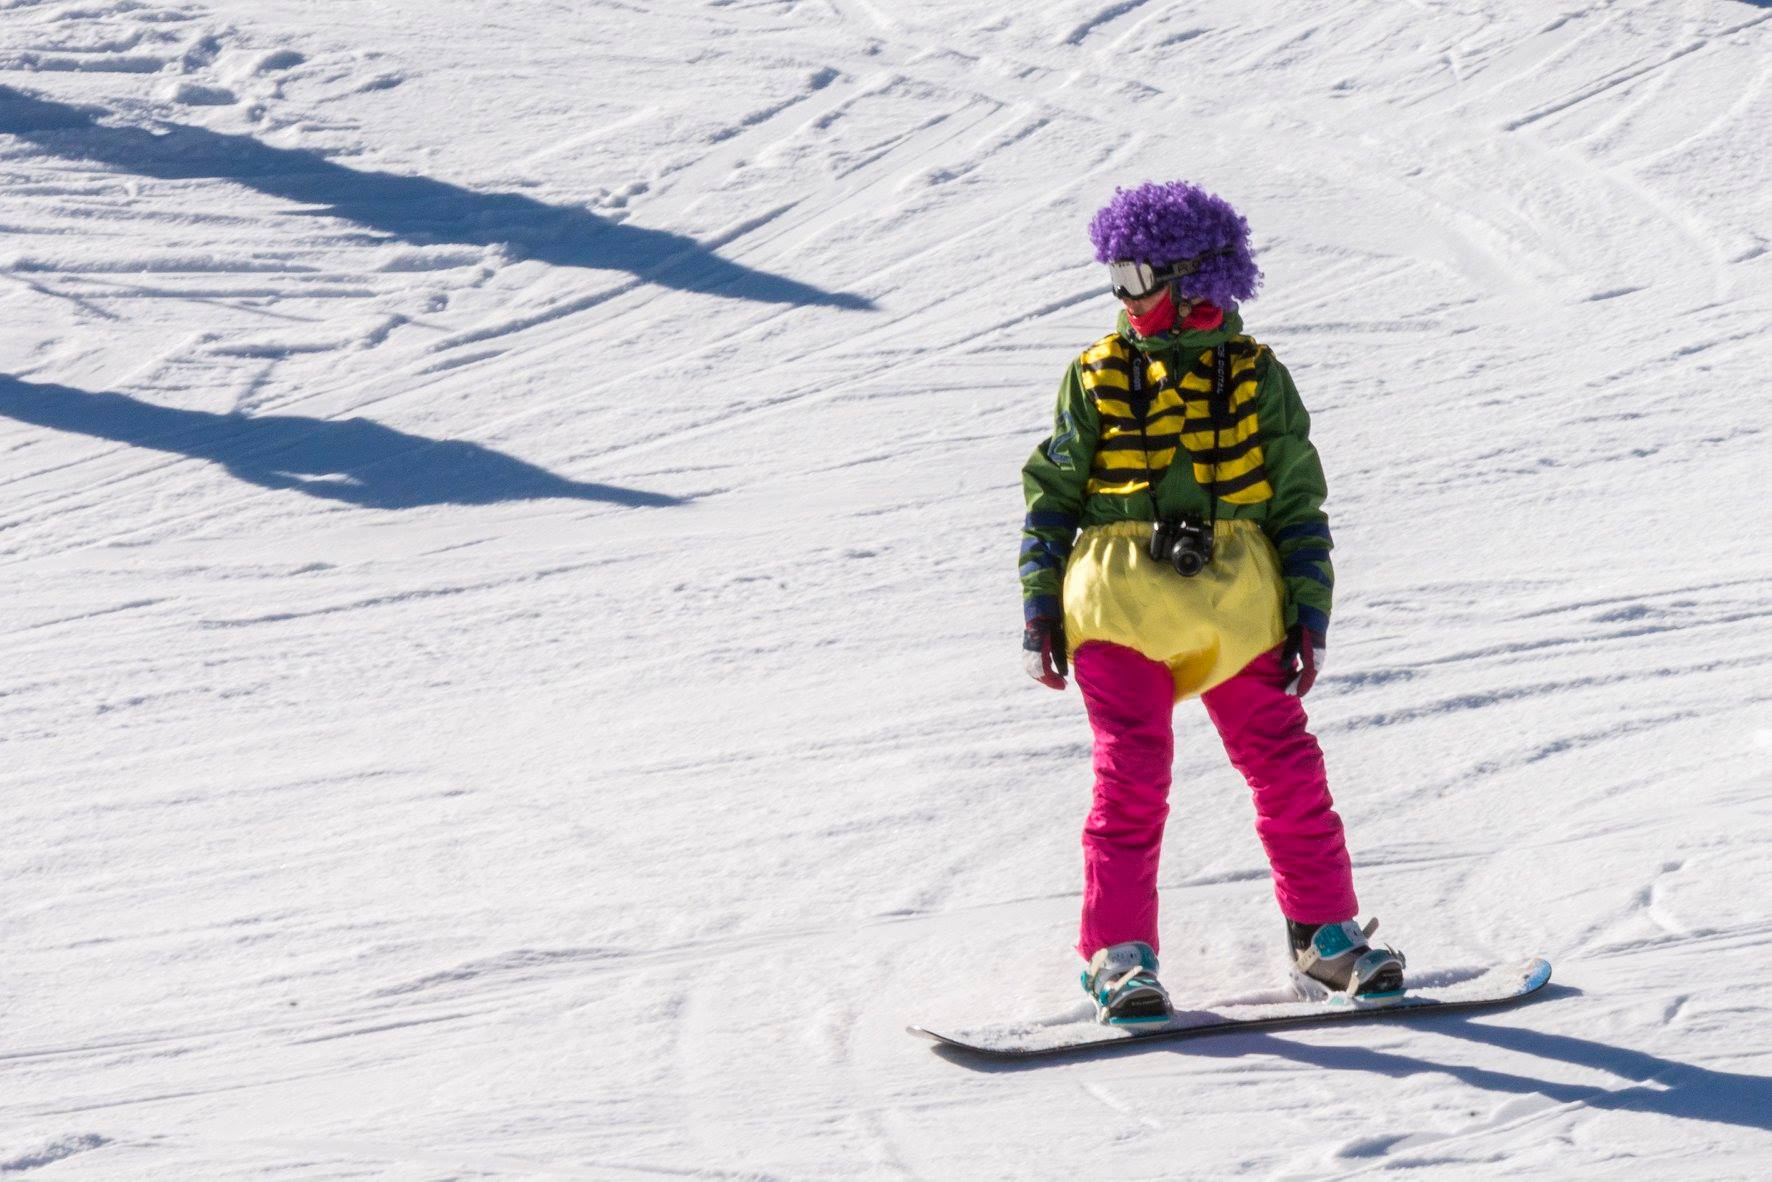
[1181,301,1225,332]
[1128,287,1177,336]
[1129,291,1226,337]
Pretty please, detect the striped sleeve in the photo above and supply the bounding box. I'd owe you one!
[1019,360,1099,622]
[1254,353,1333,641]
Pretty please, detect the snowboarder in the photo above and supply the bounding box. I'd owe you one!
[1019,180,1404,1024]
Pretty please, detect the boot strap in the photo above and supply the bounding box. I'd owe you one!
[1296,918,1379,973]
[1344,947,1402,995]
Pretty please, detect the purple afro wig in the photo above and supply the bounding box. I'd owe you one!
[1088,180,1262,307]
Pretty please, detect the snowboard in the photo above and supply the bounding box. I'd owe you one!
[911,957,1552,1060]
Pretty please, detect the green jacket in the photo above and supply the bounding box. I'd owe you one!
[1019,307,1333,640]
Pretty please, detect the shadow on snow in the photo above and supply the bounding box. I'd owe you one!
[0,85,873,311]
[930,986,1772,1135]
[0,375,685,510]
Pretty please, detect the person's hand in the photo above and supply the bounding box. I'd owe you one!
[1023,617,1068,690]
[1283,625,1325,696]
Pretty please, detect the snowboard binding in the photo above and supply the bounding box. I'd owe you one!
[1082,941,1173,1025]
[1287,917,1406,1005]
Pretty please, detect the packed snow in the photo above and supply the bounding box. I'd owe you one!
[3,0,1770,1176]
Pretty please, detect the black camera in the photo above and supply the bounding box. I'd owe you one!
[1148,517,1215,577]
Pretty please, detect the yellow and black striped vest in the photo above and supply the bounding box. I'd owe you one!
[1077,333,1274,504]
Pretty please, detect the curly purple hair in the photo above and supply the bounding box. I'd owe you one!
[1088,180,1261,307]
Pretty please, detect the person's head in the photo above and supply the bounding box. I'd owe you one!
[1089,180,1261,312]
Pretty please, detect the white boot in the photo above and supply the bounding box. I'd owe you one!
[1287,918,1406,1003]
[1081,941,1172,1025]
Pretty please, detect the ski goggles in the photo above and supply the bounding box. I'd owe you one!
[1106,260,1172,300]
[1105,251,1222,300]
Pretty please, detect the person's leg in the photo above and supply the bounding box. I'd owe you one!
[1201,646,1358,924]
[1072,641,1177,958]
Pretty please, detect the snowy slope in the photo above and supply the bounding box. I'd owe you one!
[3,0,1771,1176]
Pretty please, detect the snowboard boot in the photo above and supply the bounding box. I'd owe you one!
[1287,918,1406,1004]
[1081,941,1172,1025]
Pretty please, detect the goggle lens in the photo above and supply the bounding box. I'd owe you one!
[1107,260,1161,300]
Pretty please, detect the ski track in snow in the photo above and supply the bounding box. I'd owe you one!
[3,0,1772,1177]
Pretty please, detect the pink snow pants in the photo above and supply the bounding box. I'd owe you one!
[1073,640,1357,959]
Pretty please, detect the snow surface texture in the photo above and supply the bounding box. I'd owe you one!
[2,0,1769,1177]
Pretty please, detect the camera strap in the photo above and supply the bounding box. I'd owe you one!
[1207,341,1227,530]
[1132,346,1153,490]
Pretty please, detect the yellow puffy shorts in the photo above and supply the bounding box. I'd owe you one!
[1063,519,1287,702]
